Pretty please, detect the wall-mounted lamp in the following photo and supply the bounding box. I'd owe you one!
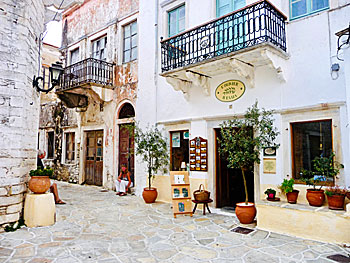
[33,62,63,93]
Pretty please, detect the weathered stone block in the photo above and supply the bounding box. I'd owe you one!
[11,184,26,195]
[0,212,19,225]
[6,203,23,214]
[0,194,23,206]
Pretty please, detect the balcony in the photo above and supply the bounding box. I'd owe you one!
[57,58,114,92]
[56,58,114,108]
[160,0,288,95]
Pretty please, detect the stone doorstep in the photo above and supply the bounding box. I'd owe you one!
[257,200,350,217]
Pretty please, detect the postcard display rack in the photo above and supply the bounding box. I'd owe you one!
[170,171,193,218]
[189,137,208,171]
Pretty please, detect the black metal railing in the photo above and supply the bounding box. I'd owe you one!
[161,0,286,72]
[57,58,114,91]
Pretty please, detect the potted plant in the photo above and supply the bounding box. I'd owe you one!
[301,153,344,207]
[218,101,279,224]
[280,178,299,204]
[264,188,276,200]
[324,186,348,210]
[134,125,169,203]
[28,167,53,194]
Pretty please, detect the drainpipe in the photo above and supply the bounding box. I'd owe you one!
[154,0,159,125]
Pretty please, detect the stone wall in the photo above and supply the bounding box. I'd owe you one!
[0,0,45,230]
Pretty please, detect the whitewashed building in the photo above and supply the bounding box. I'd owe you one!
[136,0,350,243]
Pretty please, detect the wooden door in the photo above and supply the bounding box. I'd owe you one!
[85,130,103,186]
[119,124,134,184]
[215,128,254,208]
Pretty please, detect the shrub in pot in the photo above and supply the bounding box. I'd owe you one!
[301,153,344,207]
[218,101,279,224]
[280,178,299,204]
[264,188,276,200]
[134,125,169,204]
[324,186,348,210]
[28,167,53,194]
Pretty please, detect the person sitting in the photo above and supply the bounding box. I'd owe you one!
[116,164,132,196]
[37,150,65,204]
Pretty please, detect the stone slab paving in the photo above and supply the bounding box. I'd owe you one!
[0,181,349,263]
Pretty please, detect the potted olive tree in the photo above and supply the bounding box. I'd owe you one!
[301,153,344,207]
[218,101,279,224]
[134,125,169,203]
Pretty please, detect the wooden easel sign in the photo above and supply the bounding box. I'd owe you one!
[170,171,193,218]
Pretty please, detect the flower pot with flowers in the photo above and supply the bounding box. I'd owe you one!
[134,124,169,204]
[324,186,348,210]
[264,188,277,200]
[280,178,299,204]
[28,167,53,194]
[301,153,344,207]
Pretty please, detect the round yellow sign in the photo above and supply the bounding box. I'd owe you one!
[215,80,245,102]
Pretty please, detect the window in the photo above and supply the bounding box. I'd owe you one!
[291,120,332,180]
[92,36,107,61]
[170,130,189,171]
[65,132,75,163]
[47,131,55,159]
[123,21,138,63]
[168,5,185,37]
[290,0,329,20]
[70,48,80,65]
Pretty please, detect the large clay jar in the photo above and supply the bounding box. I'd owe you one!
[286,190,299,204]
[142,187,158,203]
[306,189,325,207]
[28,176,51,194]
[327,194,345,210]
[235,202,256,224]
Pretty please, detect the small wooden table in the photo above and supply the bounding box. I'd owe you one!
[192,199,213,215]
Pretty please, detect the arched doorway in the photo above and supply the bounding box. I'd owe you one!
[118,103,135,185]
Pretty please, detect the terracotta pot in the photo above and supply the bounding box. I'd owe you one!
[268,193,275,199]
[142,187,158,203]
[28,176,51,194]
[286,190,299,204]
[327,194,345,210]
[306,189,325,207]
[235,202,256,224]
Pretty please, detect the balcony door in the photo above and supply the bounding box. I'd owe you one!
[216,0,246,55]
[85,130,103,186]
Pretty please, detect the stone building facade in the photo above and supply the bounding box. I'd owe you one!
[0,0,46,230]
[41,0,139,190]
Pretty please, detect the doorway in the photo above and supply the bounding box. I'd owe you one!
[215,128,254,208]
[85,130,103,186]
[118,102,135,185]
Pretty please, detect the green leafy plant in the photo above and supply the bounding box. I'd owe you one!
[280,178,295,194]
[324,186,348,196]
[29,167,54,177]
[218,101,279,204]
[264,188,276,195]
[134,125,169,189]
[300,152,344,190]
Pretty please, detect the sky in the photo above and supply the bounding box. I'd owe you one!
[43,21,62,47]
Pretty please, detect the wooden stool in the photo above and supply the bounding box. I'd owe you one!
[192,199,213,215]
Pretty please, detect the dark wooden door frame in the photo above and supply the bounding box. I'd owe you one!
[84,130,103,186]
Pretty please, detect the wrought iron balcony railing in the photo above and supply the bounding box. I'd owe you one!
[161,0,286,73]
[57,58,114,92]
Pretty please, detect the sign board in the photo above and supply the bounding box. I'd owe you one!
[215,80,245,102]
[189,137,207,171]
[170,171,193,218]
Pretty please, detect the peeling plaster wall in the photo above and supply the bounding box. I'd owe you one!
[58,0,139,190]
[0,0,45,229]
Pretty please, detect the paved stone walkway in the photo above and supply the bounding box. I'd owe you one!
[0,181,349,263]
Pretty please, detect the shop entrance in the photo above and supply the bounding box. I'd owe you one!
[215,128,254,209]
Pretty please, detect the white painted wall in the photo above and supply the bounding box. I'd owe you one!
[136,0,350,201]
